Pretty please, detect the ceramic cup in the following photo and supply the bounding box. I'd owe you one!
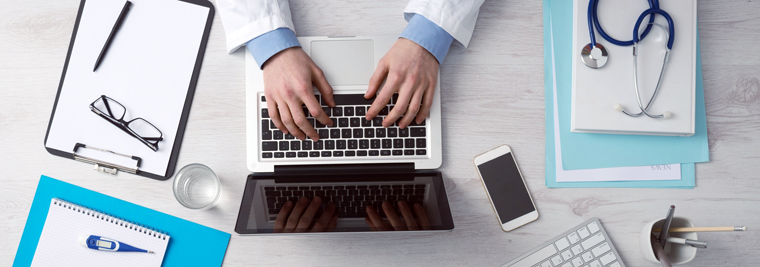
[640,216,698,265]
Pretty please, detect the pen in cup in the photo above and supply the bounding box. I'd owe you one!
[666,237,707,249]
[653,226,747,232]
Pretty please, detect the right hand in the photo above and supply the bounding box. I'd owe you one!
[365,201,430,231]
[263,47,335,140]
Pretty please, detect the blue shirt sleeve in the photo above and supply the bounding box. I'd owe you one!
[399,14,454,64]
[246,28,301,69]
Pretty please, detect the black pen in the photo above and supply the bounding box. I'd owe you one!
[93,1,132,72]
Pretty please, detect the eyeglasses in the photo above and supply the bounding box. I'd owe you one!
[89,95,163,151]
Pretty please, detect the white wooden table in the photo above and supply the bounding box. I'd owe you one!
[2,0,759,266]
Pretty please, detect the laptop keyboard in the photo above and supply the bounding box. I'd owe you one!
[264,184,427,219]
[259,93,428,159]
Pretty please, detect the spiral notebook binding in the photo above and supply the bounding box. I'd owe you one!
[52,198,168,240]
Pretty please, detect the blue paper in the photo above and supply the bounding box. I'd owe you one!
[544,0,695,188]
[552,0,709,170]
[14,176,230,267]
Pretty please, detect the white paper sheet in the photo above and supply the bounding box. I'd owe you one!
[45,0,209,176]
[550,19,681,182]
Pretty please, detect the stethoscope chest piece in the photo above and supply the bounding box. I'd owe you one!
[581,43,608,69]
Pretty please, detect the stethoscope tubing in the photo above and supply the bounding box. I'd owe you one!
[587,0,657,47]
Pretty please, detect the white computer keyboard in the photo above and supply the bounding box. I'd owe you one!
[503,218,625,267]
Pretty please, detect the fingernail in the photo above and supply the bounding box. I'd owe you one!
[300,197,308,203]
[314,196,321,203]
[285,201,293,207]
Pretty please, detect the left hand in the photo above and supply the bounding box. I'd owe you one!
[273,196,338,233]
[364,38,439,128]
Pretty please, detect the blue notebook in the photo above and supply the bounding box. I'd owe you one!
[544,0,695,188]
[14,176,230,267]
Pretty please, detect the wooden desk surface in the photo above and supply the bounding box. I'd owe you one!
[1,0,758,266]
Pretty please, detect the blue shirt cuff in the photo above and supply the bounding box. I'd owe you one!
[399,14,454,64]
[246,28,301,69]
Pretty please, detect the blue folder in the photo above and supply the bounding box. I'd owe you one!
[544,0,695,188]
[550,0,710,171]
[14,176,230,266]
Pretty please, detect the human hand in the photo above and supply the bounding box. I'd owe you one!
[273,196,338,233]
[263,47,336,141]
[365,201,430,231]
[364,38,439,128]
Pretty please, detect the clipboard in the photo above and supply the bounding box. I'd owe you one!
[43,0,215,180]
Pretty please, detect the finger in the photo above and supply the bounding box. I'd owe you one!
[284,197,309,232]
[383,201,407,231]
[310,203,335,232]
[324,212,339,232]
[366,60,389,99]
[415,79,436,124]
[365,217,379,231]
[295,196,322,232]
[414,203,431,230]
[286,99,313,140]
[312,66,335,107]
[283,101,308,140]
[366,73,402,121]
[303,95,332,132]
[383,81,415,127]
[398,201,418,231]
[398,88,424,128]
[273,201,294,233]
[266,97,286,134]
[276,101,297,134]
[366,206,391,231]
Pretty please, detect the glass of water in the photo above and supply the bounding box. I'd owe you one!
[173,163,221,210]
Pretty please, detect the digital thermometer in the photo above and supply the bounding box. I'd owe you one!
[79,235,154,253]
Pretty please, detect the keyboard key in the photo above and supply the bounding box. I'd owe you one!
[381,150,391,156]
[561,263,572,267]
[592,242,610,257]
[392,93,399,104]
[285,133,295,139]
[345,151,355,156]
[376,128,386,138]
[261,95,266,102]
[587,221,600,233]
[261,108,270,118]
[262,152,273,158]
[399,128,409,137]
[609,262,621,267]
[348,140,358,149]
[571,244,582,255]
[392,150,403,155]
[316,119,327,128]
[350,117,360,127]
[352,129,363,138]
[364,129,374,138]
[405,139,415,148]
[342,129,352,138]
[378,106,388,115]
[279,141,289,150]
[330,129,340,138]
[333,107,343,116]
[291,141,301,150]
[541,261,552,267]
[369,150,379,156]
[371,139,380,149]
[333,94,374,105]
[577,226,590,239]
[393,139,404,148]
[339,118,349,127]
[261,119,270,131]
[571,257,583,267]
[274,152,284,158]
[404,150,414,155]
[567,232,580,244]
[337,140,346,149]
[357,150,368,156]
[310,151,320,157]
[588,260,602,267]
[356,106,366,116]
[262,142,278,151]
[382,139,392,148]
[286,152,296,158]
[302,141,312,150]
[307,118,315,127]
[266,191,281,197]
[410,127,426,137]
[551,255,563,266]
[319,129,329,139]
[416,149,426,155]
[333,151,344,157]
[344,107,354,116]
[372,117,384,126]
[325,140,335,149]
[314,140,324,150]
[273,130,283,139]
[581,232,605,251]
[322,106,331,116]
[561,250,573,261]
[582,252,593,262]
[322,151,332,157]
[410,119,425,126]
[262,130,272,140]
[328,118,338,128]
[359,139,369,149]
[361,118,372,127]
[599,253,616,266]
[555,237,570,251]
[297,152,308,157]
[387,128,397,137]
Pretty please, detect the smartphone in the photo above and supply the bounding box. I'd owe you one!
[473,145,538,232]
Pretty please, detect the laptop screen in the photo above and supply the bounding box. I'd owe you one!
[235,171,454,234]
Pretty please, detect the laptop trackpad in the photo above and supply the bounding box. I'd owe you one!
[310,40,374,86]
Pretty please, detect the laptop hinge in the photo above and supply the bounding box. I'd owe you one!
[274,163,414,175]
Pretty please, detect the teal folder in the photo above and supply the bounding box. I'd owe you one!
[550,0,710,171]
[544,0,695,188]
[14,176,230,266]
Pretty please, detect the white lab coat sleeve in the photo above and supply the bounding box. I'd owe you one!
[215,0,296,53]
[403,0,485,48]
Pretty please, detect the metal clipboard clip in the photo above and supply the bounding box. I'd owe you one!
[73,143,142,175]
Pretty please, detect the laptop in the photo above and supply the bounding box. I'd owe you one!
[235,35,454,234]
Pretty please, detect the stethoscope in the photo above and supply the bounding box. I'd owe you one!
[581,0,675,119]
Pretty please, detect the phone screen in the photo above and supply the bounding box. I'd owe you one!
[477,152,535,224]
